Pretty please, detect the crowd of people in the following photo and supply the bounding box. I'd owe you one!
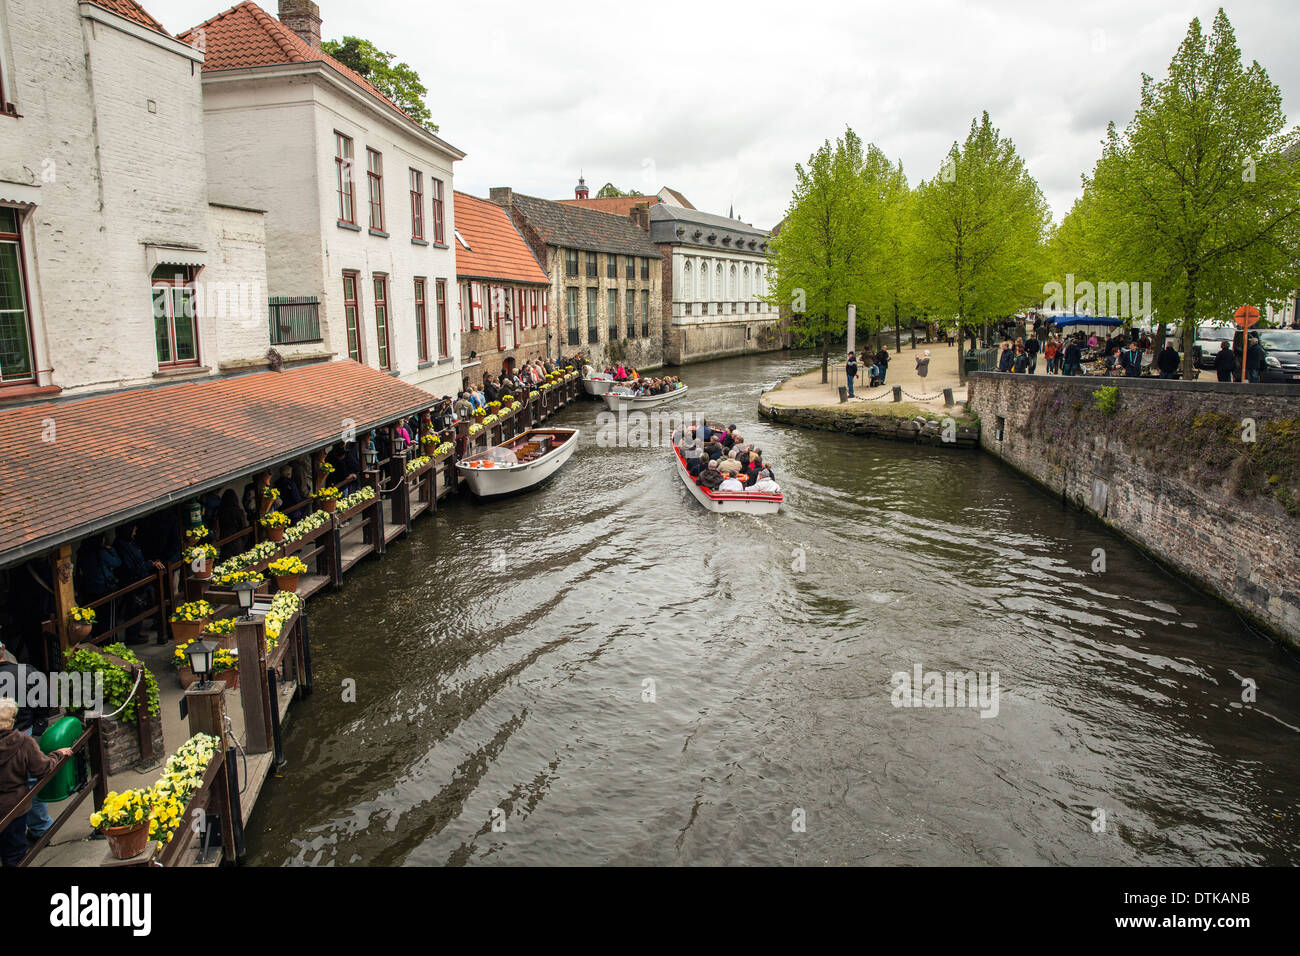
[611,375,684,397]
[454,355,565,421]
[674,422,780,494]
[992,327,1269,381]
[843,347,894,396]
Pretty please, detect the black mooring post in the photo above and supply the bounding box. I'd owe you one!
[225,745,246,864]
[299,610,313,696]
[266,667,286,769]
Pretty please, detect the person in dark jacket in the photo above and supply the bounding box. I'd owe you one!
[275,465,304,512]
[1025,336,1040,373]
[698,460,724,490]
[113,524,157,646]
[1245,333,1264,383]
[874,347,890,384]
[1213,341,1237,382]
[0,697,71,866]
[1122,341,1144,377]
[1062,338,1082,376]
[1011,345,1030,373]
[997,341,1014,372]
[216,490,247,557]
[1157,343,1180,378]
[845,352,858,397]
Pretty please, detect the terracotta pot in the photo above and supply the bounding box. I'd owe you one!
[69,621,92,641]
[176,665,195,689]
[321,499,336,514]
[217,633,239,652]
[172,618,209,644]
[214,667,239,691]
[276,573,300,594]
[192,560,212,580]
[267,526,285,543]
[105,822,150,860]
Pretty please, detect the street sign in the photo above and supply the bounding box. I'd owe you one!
[1234,306,1260,381]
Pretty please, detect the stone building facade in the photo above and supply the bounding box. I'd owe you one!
[180,1,466,398]
[0,0,270,400]
[491,188,663,370]
[454,191,550,387]
[651,204,779,365]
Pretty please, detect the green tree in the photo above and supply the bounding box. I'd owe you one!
[1084,9,1300,377]
[595,183,642,198]
[323,36,437,132]
[911,112,1050,382]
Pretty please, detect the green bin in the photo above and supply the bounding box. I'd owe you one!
[37,715,85,802]
[964,355,980,374]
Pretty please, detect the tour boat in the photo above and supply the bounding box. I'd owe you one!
[602,384,689,412]
[581,374,617,396]
[672,444,783,515]
[457,428,580,498]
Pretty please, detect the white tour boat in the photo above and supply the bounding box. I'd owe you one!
[602,384,689,412]
[581,373,617,396]
[672,443,783,515]
[457,428,579,498]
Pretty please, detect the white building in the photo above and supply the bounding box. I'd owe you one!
[0,0,270,399]
[649,204,778,364]
[181,0,466,398]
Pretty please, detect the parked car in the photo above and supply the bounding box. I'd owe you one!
[1192,324,1237,369]
[1240,328,1300,383]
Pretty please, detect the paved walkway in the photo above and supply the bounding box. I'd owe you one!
[765,341,967,411]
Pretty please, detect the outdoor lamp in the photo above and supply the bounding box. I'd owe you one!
[232,579,258,619]
[393,431,408,455]
[364,441,379,470]
[187,639,217,687]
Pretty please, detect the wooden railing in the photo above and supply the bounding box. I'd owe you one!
[4,718,108,867]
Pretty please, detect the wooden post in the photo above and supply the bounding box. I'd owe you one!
[52,545,75,655]
[236,618,273,754]
[183,682,228,747]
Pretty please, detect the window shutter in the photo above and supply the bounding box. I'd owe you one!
[542,289,549,326]
[471,282,483,329]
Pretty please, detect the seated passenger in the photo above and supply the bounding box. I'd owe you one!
[751,469,780,494]
[718,472,746,493]
[698,460,724,490]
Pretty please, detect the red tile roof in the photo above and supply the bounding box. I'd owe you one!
[87,0,170,35]
[454,192,548,285]
[559,195,662,217]
[179,2,418,129]
[0,362,438,568]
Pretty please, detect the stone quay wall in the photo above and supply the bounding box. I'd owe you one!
[758,394,980,448]
[966,372,1300,646]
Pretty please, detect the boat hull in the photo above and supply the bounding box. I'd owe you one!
[673,446,782,515]
[602,385,689,412]
[581,376,617,396]
[457,428,579,498]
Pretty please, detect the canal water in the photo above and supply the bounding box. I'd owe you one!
[247,351,1300,866]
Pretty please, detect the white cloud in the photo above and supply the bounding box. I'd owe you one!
[152,0,1300,228]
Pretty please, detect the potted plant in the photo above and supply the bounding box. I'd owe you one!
[184,524,210,545]
[260,483,280,516]
[89,788,154,860]
[314,486,340,514]
[202,615,239,651]
[210,647,240,690]
[170,600,214,643]
[148,734,218,852]
[268,555,307,594]
[172,640,197,689]
[260,510,290,542]
[184,543,218,579]
[68,606,96,641]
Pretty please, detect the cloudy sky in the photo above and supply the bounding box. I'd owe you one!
[150,0,1298,229]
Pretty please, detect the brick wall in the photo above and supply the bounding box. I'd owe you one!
[101,709,165,776]
[967,373,1300,645]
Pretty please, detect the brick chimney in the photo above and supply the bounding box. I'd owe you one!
[489,187,514,208]
[629,202,650,231]
[279,0,322,49]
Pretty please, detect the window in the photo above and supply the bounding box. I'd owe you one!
[682,261,692,304]
[367,148,385,232]
[373,275,390,368]
[541,289,548,326]
[586,253,598,279]
[459,281,469,333]
[565,249,578,278]
[729,264,737,299]
[410,169,424,240]
[607,255,617,279]
[469,282,484,329]
[743,265,750,298]
[715,263,723,299]
[625,255,634,279]
[641,290,649,338]
[435,279,449,358]
[641,257,650,280]
[698,260,708,299]
[586,288,598,342]
[335,132,355,225]
[342,271,363,362]
[414,278,429,362]
[566,287,579,346]
[431,178,445,244]
[626,291,635,340]
[608,289,618,341]
[151,266,199,368]
[268,296,321,345]
[0,208,35,383]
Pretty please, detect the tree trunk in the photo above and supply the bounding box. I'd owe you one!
[821,331,830,384]
[957,326,967,385]
[893,300,901,353]
[1180,282,1198,379]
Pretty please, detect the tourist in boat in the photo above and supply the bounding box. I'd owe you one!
[718,455,743,475]
[751,469,780,494]
[718,471,746,492]
[698,460,724,490]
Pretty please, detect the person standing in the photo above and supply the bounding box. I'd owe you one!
[916,349,931,381]
[845,351,858,398]
[1213,341,1236,382]
[0,697,72,866]
[1011,344,1030,373]
[1245,333,1264,383]
[1063,337,1082,376]
[875,346,890,384]
[1157,342,1180,379]
[1122,340,1144,377]
[997,341,1014,372]
[1025,336,1040,374]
